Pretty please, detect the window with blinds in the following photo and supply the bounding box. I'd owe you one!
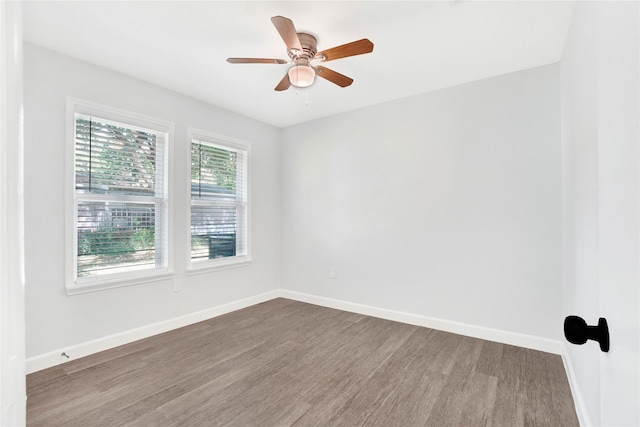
[71,109,169,287]
[190,132,249,268]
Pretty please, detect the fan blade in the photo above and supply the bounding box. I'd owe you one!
[271,16,302,52]
[314,66,353,87]
[275,73,291,91]
[316,39,374,62]
[227,58,288,64]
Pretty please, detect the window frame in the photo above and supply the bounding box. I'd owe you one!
[65,98,174,295]
[187,128,251,274]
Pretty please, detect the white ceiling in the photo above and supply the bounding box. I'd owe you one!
[22,1,575,128]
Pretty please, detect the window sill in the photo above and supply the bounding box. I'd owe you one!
[186,256,252,276]
[66,270,174,295]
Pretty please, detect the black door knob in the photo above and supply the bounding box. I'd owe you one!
[564,316,609,352]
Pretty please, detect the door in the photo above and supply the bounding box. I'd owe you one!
[595,2,640,425]
[0,1,26,425]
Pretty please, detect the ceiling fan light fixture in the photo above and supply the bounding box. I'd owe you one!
[227,16,374,91]
[288,65,315,88]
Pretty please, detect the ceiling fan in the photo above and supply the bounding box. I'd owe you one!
[227,16,374,91]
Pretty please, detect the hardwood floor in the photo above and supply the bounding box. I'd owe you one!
[27,298,579,426]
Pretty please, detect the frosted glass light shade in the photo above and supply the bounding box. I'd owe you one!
[288,65,315,88]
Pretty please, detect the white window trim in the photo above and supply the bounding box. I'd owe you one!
[186,127,251,275]
[65,97,174,295]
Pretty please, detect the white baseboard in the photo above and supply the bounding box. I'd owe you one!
[27,288,564,375]
[561,344,591,427]
[280,290,563,355]
[26,289,281,374]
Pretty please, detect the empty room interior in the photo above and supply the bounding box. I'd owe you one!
[1,1,639,426]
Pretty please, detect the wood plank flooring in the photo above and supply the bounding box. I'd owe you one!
[27,298,579,426]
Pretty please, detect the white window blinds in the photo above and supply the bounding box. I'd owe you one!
[74,114,168,279]
[190,137,248,264]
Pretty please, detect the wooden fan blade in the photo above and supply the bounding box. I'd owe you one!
[271,16,302,52]
[275,73,291,91]
[314,66,353,87]
[227,58,288,64]
[316,39,374,62]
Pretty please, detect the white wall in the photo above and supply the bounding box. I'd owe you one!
[23,44,281,359]
[561,2,640,426]
[280,64,562,341]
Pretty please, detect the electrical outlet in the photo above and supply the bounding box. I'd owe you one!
[173,279,182,292]
[329,267,337,279]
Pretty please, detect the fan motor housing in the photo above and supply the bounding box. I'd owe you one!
[288,33,318,61]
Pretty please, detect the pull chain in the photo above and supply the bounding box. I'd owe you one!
[293,88,311,107]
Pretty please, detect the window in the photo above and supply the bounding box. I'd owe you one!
[66,99,172,294]
[189,129,250,271]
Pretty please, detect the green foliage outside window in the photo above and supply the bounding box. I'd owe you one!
[191,142,237,195]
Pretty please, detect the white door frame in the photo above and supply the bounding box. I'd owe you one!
[0,1,26,425]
